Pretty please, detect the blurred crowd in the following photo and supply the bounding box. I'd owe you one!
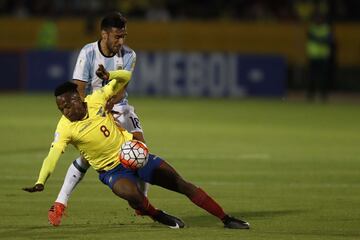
[1,0,359,22]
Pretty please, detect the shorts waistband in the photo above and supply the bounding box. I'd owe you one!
[97,162,120,174]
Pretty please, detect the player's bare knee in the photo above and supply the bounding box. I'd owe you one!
[128,200,140,210]
[127,193,143,208]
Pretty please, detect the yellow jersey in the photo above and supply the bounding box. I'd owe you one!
[36,70,133,185]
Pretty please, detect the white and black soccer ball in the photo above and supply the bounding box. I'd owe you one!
[119,140,149,170]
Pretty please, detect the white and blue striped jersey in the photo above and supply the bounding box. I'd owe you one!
[72,41,136,105]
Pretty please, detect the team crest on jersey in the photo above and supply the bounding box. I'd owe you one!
[79,122,92,133]
[115,58,123,70]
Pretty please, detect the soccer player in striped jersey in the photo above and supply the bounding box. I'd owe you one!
[45,12,149,226]
[23,67,250,229]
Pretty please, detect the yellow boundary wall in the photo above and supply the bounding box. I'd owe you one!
[0,18,359,66]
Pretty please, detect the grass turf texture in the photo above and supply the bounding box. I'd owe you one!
[0,94,359,240]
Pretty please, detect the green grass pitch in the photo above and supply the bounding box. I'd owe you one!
[0,93,359,240]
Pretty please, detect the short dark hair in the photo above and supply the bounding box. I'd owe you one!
[100,12,127,31]
[54,82,78,96]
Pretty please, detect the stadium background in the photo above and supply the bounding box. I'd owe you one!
[0,0,360,96]
[0,1,359,240]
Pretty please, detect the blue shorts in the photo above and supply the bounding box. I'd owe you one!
[98,154,163,189]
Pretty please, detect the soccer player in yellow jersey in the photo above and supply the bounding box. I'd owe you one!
[23,66,250,229]
[48,13,149,226]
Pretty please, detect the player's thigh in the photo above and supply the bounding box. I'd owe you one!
[98,164,143,201]
[140,155,197,195]
[112,177,142,201]
[152,164,197,196]
[112,104,143,134]
[150,161,184,191]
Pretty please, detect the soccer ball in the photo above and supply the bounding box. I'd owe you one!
[119,140,149,170]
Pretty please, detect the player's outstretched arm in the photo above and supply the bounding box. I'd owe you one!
[95,64,131,101]
[22,147,63,193]
[96,64,130,112]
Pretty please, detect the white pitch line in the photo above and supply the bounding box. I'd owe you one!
[160,153,271,160]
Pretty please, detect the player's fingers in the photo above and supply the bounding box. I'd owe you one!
[35,184,44,191]
[22,187,35,192]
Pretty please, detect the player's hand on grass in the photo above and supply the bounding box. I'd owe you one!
[96,64,109,80]
[22,183,44,193]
